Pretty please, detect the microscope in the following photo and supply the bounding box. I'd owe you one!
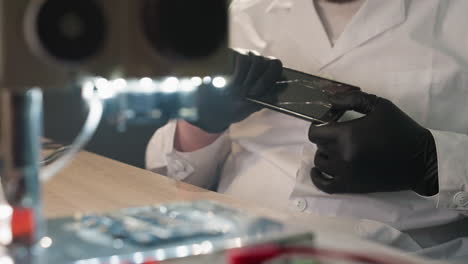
[0,0,229,262]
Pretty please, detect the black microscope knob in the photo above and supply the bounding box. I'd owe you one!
[142,0,228,60]
[34,0,107,62]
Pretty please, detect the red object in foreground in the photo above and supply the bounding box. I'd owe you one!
[227,244,418,264]
[11,207,35,244]
[142,261,160,264]
[228,245,283,264]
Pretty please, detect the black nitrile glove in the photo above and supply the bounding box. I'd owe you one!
[189,50,283,133]
[308,91,438,196]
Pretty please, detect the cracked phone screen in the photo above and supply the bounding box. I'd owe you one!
[248,68,360,123]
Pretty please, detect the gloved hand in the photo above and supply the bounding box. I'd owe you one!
[308,91,438,196]
[189,50,283,133]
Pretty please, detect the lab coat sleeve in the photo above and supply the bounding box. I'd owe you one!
[145,121,231,190]
[430,130,468,212]
[432,0,468,211]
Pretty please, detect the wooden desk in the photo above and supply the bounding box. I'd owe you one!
[42,151,446,264]
[43,151,287,220]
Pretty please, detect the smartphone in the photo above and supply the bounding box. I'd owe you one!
[246,68,361,124]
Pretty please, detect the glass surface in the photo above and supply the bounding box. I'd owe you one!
[247,68,360,123]
[46,201,288,263]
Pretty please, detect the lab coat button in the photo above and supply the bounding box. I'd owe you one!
[453,192,468,207]
[293,198,308,212]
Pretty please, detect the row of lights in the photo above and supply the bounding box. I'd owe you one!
[82,76,227,100]
[74,240,215,264]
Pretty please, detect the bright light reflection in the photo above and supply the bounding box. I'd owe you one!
[249,49,260,56]
[97,87,115,100]
[192,244,203,255]
[133,252,144,263]
[112,78,127,92]
[234,237,242,247]
[95,78,114,99]
[82,81,95,99]
[232,47,250,55]
[180,79,196,92]
[159,206,168,214]
[213,77,227,88]
[0,228,12,245]
[95,78,109,90]
[191,77,203,86]
[0,205,13,218]
[134,77,158,94]
[161,77,179,93]
[140,77,153,87]
[0,256,13,264]
[86,258,100,264]
[155,249,166,260]
[201,240,213,254]
[109,255,120,264]
[179,108,196,117]
[203,76,212,84]
[39,236,53,248]
[176,246,189,258]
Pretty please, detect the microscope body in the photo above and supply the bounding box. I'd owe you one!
[0,0,229,262]
[0,0,229,90]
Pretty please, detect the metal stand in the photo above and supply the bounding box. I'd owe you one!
[1,88,45,264]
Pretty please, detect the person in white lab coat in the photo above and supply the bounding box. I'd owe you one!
[146,0,468,262]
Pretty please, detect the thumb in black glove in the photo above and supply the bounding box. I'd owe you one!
[308,91,438,196]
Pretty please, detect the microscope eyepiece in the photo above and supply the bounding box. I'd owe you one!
[142,0,228,60]
[30,0,108,62]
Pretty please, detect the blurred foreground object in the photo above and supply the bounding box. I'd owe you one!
[45,201,438,264]
[0,0,229,263]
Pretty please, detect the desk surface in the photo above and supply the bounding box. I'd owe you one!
[43,151,287,220]
[42,151,445,264]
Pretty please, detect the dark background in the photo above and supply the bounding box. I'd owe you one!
[43,88,163,169]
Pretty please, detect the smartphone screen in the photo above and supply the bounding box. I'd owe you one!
[246,68,360,124]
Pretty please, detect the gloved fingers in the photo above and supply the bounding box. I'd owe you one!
[247,59,283,97]
[316,141,340,156]
[314,149,332,168]
[329,91,380,114]
[229,52,253,95]
[314,149,343,177]
[308,123,340,144]
[196,83,217,102]
[241,53,269,94]
[310,167,345,194]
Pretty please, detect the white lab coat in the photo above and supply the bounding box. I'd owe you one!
[146,0,468,262]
